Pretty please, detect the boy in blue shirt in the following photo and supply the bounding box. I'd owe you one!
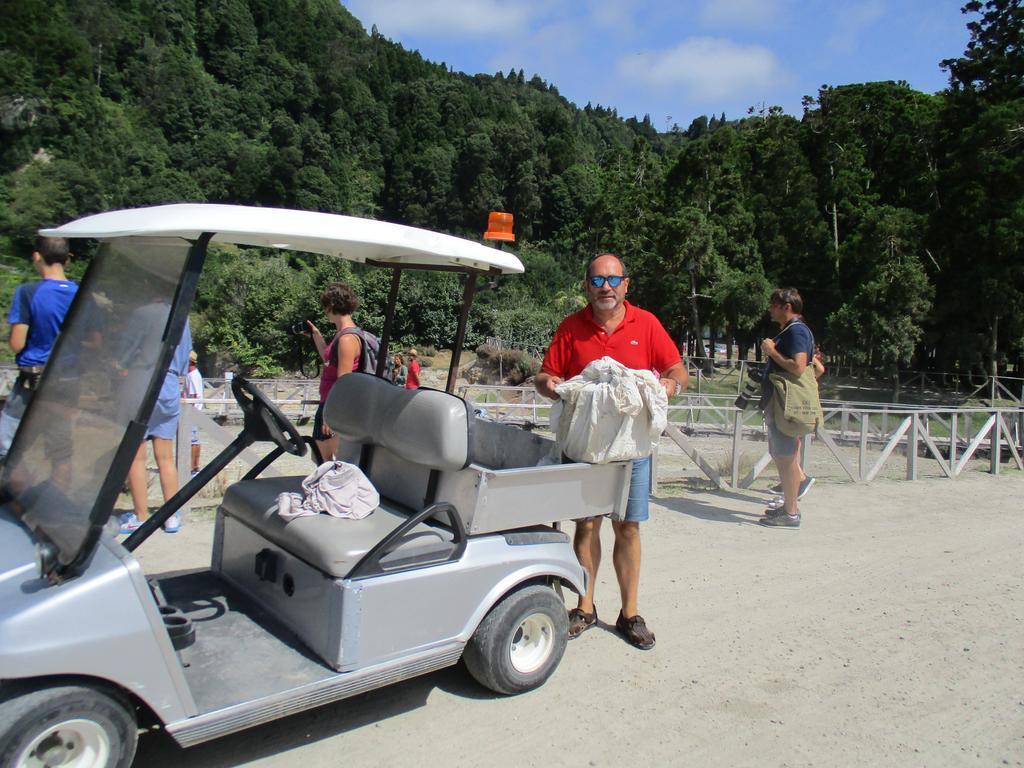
[0,237,78,461]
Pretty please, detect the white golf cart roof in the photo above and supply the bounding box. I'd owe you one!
[41,203,524,274]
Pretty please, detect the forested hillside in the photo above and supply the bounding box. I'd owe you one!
[0,0,1021,377]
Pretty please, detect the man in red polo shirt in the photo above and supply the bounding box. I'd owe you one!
[536,253,688,650]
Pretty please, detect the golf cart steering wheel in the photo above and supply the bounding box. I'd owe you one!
[231,376,307,456]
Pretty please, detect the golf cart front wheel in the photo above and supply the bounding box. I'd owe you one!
[0,684,137,768]
[463,584,569,695]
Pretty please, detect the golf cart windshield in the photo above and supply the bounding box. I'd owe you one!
[0,237,192,570]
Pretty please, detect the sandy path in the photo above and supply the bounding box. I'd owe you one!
[133,472,1024,767]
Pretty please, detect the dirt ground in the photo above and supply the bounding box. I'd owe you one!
[131,467,1024,768]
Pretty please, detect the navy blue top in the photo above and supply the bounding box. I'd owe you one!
[8,279,79,367]
[771,319,815,371]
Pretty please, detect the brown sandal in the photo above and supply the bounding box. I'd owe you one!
[567,606,597,639]
[615,611,655,650]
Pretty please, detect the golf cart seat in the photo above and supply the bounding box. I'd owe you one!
[219,373,471,579]
[220,477,455,578]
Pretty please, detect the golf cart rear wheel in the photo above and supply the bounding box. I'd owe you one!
[464,584,568,695]
[0,685,137,768]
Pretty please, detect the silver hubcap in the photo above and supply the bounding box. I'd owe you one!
[509,612,556,674]
[16,718,111,768]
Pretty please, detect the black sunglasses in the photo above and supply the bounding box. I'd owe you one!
[588,275,627,288]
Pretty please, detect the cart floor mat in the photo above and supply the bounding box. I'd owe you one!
[157,569,335,713]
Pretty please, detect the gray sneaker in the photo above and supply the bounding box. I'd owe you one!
[770,477,814,498]
[760,512,801,528]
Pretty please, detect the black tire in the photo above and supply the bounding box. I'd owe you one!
[463,584,569,695]
[0,684,138,768]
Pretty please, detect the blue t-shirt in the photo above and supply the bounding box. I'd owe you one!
[8,279,79,367]
[772,319,815,369]
[762,319,815,405]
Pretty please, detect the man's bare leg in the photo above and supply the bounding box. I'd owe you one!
[775,453,801,516]
[573,516,603,613]
[611,520,641,617]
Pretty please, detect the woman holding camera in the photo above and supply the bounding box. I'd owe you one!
[307,282,364,462]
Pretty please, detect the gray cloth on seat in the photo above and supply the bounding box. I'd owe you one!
[222,476,454,578]
[276,461,379,520]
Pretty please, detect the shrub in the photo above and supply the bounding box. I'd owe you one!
[473,344,540,385]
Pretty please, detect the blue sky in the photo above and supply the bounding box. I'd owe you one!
[340,0,971,129]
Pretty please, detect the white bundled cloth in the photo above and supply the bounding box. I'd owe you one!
[277,461,379,520]
[552,357,668,464]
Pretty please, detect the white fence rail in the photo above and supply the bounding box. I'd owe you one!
[12,371,1015,507]
[457,384,1024,490]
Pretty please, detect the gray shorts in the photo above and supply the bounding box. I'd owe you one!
[765,410,798,458]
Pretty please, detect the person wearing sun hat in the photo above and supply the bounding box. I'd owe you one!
[405,348,420,389]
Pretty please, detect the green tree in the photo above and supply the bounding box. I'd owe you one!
[931,0,1024,376]
[941,0,1024,102]
[827,207,934,372]
[739,109,832,318]
[194,247,319,375]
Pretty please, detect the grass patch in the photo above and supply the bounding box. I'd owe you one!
[713,449,760,480]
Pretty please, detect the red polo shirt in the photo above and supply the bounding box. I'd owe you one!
[541,301,681,380]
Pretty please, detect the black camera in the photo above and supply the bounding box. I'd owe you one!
[288,320,311,336]
[734,364,765,411]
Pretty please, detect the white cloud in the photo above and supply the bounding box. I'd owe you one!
[344,0,536,39]
[699,0,787,28]
[616,37,785,100]
[589,0,642,34]
[485,20,584,79]
[828,0,886,53]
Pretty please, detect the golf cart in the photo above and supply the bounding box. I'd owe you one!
[0,205,631,767]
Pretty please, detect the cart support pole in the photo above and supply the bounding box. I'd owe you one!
[377,268,402,377]
[446,273,477,392]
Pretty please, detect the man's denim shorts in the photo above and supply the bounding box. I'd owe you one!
[563,454,651,523]
[623,455,652,522]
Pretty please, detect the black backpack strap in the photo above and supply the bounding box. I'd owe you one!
[327,333,338,368]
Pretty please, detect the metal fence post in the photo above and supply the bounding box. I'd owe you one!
[906,413,919,480]
[990,411,1001,475]
[858,416,868,481]
[731,410,742,488]
[950,411,958,474]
